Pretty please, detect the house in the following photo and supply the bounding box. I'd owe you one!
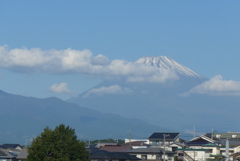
[148,132,180,146]
[176,148,211,161]
[168,142,187,152]
[186,135,221,159]
[187,135,220,147]
[220,143,240,156]
[205,132,240,157]
[0,144,23,151]
[121,141,149,149]
[125,139,149,144]
[127,147,175,161]
[205,132,240,141]
[90,151,140,161]
[0,148,18,161]
[0,144,24,161]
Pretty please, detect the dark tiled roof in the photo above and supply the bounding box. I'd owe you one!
[86,147,101,154]
[148,132,180,141]
[0,144,22,149]
[90,151,139,160]
[187,138,212,146]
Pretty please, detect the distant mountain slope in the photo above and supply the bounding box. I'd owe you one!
[0,90,168,144]
[68,56,240,134]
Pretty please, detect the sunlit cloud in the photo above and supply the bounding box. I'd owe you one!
[184,75,240,96]
[83,85,132,97]
[0,45,178,83]
[50,83,73,94]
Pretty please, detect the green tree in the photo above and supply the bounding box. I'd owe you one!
[27,124,89,161]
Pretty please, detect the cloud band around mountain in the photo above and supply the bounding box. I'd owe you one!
[83,85,132,97]
[0,45,178,83]
[186,75,240,96]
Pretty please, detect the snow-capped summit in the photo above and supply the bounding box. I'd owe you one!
[135,56,203,78]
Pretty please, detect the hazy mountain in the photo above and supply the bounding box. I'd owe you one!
[0,90,168,144]
[68,56,240,134]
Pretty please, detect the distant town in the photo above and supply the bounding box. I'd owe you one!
[1,131,240,161]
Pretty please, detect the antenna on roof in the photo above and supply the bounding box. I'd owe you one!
[211,129,214,140]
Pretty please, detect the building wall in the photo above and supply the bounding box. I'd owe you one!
[184,151,210,161]
[125,139,149,144]
[203,147,220,155]
[188,146,220,155]
[135,154,174,161]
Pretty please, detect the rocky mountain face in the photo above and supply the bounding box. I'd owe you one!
[68,56,240,135]
[0,90,168,144]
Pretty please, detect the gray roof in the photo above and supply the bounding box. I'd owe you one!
[128,148,175,154]
[0,148,17,159]
[16,148,28,159]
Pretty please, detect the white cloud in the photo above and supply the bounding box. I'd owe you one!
[83,85,132,97]
[184,129,204,136]
[50,83,73,94]
[0,45,178,83]
[186,75,240,96]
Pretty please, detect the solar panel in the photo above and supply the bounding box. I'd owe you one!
[148,132,180,141]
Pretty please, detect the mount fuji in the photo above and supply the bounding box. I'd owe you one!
[68,56,240,134]
[135,56,203,78]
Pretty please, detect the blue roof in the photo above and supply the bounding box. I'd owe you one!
[187,138,213,146]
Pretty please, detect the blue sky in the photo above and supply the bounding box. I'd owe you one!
[0,0,240,99]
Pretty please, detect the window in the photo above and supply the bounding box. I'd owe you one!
[156,155,162,160]
[178,153,184,156]
[172,147,177,152]
[141,155,147,160]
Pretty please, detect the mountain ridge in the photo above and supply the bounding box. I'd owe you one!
[0,90,168,144]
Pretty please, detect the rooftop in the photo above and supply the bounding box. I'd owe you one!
[148,132,180,141]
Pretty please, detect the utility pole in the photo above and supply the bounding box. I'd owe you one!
[225,138,229,161]
[128,132,132,147]
[163,134,170,161]
[211,129,214,140]
[193,126,196,138]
